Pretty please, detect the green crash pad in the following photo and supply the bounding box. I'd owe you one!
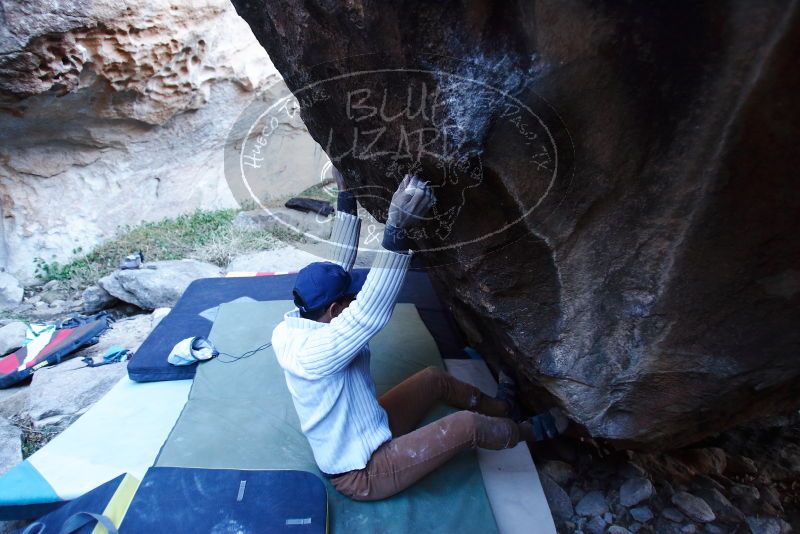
[156,300,498,533]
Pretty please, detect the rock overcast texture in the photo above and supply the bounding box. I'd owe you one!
[0,273,23,309]
[230,0,800,448]
[98,260,220,309]
[0,0,327,281]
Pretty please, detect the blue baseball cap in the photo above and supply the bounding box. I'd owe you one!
[292,262,368,313]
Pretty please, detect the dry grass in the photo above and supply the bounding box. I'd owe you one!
[33,209,302,290]
[32,179,334,290]
[10,415,58,459]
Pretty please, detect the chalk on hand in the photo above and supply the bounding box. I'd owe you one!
[405,180,430,194]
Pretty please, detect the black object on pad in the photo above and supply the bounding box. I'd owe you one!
[285,197,334,216]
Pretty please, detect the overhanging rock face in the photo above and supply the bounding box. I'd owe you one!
[231,1,800,449]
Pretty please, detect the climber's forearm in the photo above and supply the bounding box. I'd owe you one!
[327,191,361,271]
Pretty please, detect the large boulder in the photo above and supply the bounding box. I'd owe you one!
[0,0,328,282]
[231,1,800,448]
[98,260,220,309]
[82,285,119,314]
[0,273,23,309]
[0,321,26,356]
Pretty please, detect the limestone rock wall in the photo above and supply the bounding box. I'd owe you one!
[0,0,327,281]
[231,0,800,448]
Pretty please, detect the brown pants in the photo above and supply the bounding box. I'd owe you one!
[331,366,520,501]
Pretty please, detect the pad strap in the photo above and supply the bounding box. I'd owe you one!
[22,511,118,534]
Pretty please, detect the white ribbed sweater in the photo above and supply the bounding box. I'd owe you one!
[271,212,412,474]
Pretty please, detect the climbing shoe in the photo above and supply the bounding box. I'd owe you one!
[521,408,570,442]
[495,366,523,421]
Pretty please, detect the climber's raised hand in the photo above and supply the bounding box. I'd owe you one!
[386,175,436,230]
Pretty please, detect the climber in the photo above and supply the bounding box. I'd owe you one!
[271,167,568,501]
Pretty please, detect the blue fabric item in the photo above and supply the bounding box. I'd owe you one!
[463,346,483,360]
[381,223,412,252]
[58,311,111,330]
[118,468,326,534]
[81,345,130,369]
[103,346,130,364]
[343,268,367,297]
[0,461,61,520]
[127,271,466,382]
[528,413,559,441]
[292,261,365,313]
[336,190,357,215]
[531,416,545,441]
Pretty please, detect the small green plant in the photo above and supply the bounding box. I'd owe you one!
[33,208,302,289]
[33,258,67,281]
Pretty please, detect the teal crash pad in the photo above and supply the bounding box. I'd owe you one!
[156,300,498,533]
